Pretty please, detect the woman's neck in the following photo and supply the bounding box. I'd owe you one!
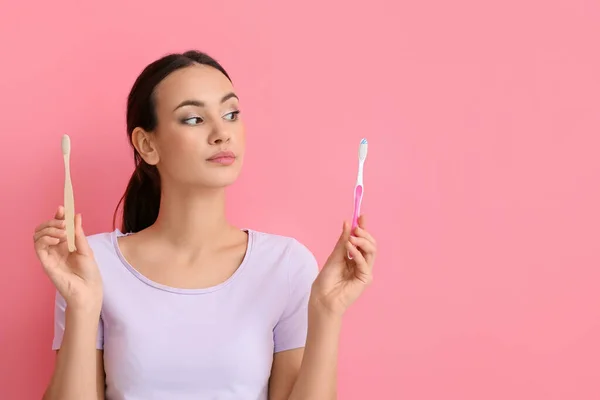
[150,185,233,249]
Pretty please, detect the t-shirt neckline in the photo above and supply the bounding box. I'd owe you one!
[110,228,254,295]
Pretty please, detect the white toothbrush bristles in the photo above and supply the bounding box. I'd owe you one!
[358,138,368,161]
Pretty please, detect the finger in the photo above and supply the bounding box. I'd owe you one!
[54,206,65,220]
[357,214,366,230]
[34,219,66,233]
[345,241,372,284]
[34,234,64,258]
[349,235,377,266]
[33,226,67,243]
[333,220,352,253]
[74,214,92,256]
[354,226,376,246]
[35,235,62,250]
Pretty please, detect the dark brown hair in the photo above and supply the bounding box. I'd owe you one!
[113,50,232,233]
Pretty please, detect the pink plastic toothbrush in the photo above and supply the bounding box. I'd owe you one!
[348,138,368,259]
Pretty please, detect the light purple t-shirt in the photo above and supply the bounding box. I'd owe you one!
[52,229,319,400]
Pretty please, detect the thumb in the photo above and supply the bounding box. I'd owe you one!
[74,213,92,256]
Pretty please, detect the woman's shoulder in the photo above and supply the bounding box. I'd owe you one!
[249,228,311,253]
[85,230,118,252]
[248,229,319,274]
[84,230,127,271]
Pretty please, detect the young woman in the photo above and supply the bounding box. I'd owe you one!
[34,50,377,400]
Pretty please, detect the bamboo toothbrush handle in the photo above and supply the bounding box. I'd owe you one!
[63,154,76,252]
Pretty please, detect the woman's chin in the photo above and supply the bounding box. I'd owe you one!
[199,174,241,189]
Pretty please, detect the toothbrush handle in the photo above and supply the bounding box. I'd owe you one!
[348,184,364,259]
[351,184,363,232]
[64,154,76,253]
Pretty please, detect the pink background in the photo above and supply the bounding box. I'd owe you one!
[1,0,599,399]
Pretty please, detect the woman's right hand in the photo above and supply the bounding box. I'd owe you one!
[34,206,103,314]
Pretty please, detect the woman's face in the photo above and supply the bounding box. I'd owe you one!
[136,64,245,190]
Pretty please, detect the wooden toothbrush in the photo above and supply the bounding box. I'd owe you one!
[62,134,76,252]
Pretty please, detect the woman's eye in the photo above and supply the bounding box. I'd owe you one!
[182,117,203,125]
[224,110,240,121]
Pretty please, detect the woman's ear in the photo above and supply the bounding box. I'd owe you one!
[131,127,159,166]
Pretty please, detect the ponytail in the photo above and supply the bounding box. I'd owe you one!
[114,159,161,233]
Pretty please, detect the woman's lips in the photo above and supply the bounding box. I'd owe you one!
[207,151,236,165]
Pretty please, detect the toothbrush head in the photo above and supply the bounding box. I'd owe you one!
[358,138,368,161]
[62,134,71,156]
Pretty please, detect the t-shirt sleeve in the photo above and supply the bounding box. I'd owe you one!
[51,290,104,350]
[273,240,320,353]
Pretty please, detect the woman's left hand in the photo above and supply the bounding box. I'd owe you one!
[310,215,377,317]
